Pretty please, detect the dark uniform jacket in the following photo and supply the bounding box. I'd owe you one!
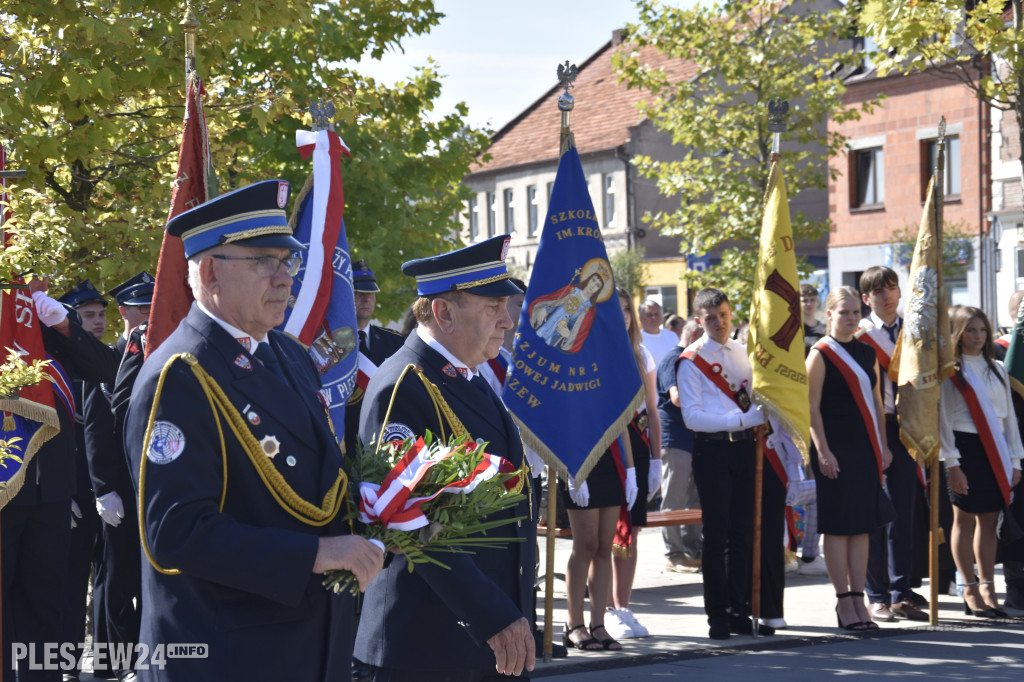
[125,305,356,682]
[355,331,534,673]
[344,325,405,457]
[84,335,131,498]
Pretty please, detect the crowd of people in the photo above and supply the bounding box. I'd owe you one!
[3,176,1024,681]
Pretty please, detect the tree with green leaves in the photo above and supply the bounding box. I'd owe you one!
[0,0,489,326]
[615,0,876,312]
[856,0,1023,191]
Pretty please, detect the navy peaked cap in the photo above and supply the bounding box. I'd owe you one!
[401,235,522,297]
[352,260,380,293]
[108,271,154,306]
[166,180,304,258]
[58,280,108,309]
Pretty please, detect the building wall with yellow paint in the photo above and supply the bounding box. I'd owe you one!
[641,258,689,319]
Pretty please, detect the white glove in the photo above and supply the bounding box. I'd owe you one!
[625,467,638,510]
[32,291,68,327]
[567,477,589,507]
[647,459,663,502]
[96,491,125,527]
[71,499,82,529]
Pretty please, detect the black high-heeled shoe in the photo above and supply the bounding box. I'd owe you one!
[835,592,870,631]
[961,582,1000,618]
[847,591,879,630]
[562,623,601,650]
[978,581,1008,618]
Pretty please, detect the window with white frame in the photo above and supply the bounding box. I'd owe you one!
[503,188,515,234]
[603,174,616,228]
[468,196,479,240]
[528,185,539,237]
[487,192,496,238]
[852,147,884,208]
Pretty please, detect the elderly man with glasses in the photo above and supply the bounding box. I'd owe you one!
[125,180,383,682]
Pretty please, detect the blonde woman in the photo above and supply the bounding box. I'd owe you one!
[940,306,1023,617]
[605,288,662,640]
[806,286,894,631]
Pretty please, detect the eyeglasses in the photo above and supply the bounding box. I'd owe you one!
[211,253,302,278]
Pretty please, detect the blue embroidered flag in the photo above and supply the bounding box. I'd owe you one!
[280,130,358,433]
[502,146,643,485]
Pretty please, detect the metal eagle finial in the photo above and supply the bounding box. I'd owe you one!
[557,61,578,113]
[309,99,336,132]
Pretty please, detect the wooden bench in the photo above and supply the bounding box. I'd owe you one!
[537,508,702,536]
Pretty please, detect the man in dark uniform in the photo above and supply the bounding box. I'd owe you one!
[124,180,383,682]
[3,279,120,682]
[55,280,118,681]
[356,235,535,681]
[344,260,404,457]
[82,272,154,681]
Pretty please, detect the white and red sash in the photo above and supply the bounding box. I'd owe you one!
[951,364,1014,507]
[678,347,751,413]
[763,420,792,487]
[855,323,894,374]
[814,337,885,482]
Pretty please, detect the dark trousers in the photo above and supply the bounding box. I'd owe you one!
[62,493,103,654]
[692,437,755,623]
[94,500,142,672]
[866,420,918,604]
[2,501,72,682]
[757,465,786,620]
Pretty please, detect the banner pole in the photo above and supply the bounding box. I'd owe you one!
[929,461,940,625]
[751,425,765,637]
[544,466,558,662]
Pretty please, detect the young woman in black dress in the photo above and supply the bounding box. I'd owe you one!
[940,306,1023,617]
[807,286,893,631]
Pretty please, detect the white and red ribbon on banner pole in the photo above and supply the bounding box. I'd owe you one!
[358,438,506,531]
[286,129,350,345]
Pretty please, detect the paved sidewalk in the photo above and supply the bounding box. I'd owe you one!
[531,527,1023,677]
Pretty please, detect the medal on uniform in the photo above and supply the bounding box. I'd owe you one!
[260,435,281,458]
[248,411,261,425]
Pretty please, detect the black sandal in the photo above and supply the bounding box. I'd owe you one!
[563,623,601,650]
[589,623,622,651]
[848,591,879,630]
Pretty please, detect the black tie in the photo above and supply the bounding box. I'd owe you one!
[359,329,370,357]
[885,322,898,344]
[254,343,285,383]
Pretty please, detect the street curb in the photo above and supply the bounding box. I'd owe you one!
[533,617,1024,678]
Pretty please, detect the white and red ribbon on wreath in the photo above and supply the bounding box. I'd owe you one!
[358,437,507,530]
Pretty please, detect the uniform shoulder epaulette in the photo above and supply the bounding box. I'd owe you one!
[377,326,404,337]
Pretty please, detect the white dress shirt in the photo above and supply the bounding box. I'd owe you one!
[676,335,765,433]
[416,326,477,379]
[642,328,682,364]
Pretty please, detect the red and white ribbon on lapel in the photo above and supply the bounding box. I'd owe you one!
[358,437,506,530]
[814,337,885,482]
[285,128,350,345]
[951,364,1014,507]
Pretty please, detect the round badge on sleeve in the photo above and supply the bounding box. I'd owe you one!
[147,421,186,464]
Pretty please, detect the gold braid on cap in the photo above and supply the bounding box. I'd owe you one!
[220,225,294,244]
[453,273,511,291]
[138,353,348,575]
[375,364,527,497]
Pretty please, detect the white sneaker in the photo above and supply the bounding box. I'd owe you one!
[604,607,635,639]
[613,607,649,638]
[759,617,788,629]
[785,557,799,574]
[797,555,828,576]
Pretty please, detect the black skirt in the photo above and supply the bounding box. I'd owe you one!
[947,431,1006,514]
[561,446,624,510]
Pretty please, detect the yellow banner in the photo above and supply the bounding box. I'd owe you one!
[748,161,810,459]
[889,175,955,465]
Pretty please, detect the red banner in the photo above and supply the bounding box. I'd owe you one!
[147,73,213,357]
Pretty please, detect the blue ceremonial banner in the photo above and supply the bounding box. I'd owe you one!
[280,130,358,433]
[503,147,643,485]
